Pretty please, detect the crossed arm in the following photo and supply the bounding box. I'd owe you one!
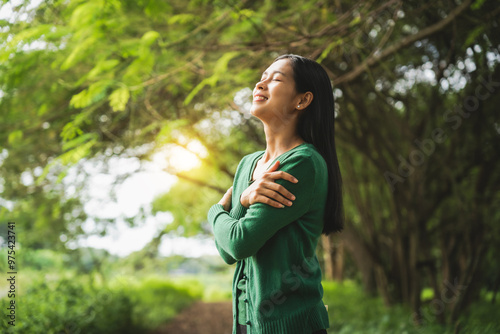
[208,155,317,263]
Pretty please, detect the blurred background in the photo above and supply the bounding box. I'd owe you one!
[0,0,499,333]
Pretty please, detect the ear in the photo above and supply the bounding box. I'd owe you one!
[296,92,313,110]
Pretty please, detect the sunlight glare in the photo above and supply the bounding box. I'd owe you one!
[162,139,208,173]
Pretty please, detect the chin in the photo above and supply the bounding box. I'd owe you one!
[249,105,261,118]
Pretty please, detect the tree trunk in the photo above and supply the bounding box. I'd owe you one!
[343,227,378,296]
[321,234,345,281]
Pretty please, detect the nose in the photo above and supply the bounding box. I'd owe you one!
[255,79,266,91]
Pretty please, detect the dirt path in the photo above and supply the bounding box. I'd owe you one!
[154,301,233,334]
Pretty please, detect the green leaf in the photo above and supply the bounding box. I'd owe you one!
[349,16,361,27]
[8,130,23,144]
[464,26,485,47]
[0,24,52,62]
[60,122,83,142]
[109,86,130,112]
[471,0,487,10]
[58,138,97,165]
[87,59,120,79]
[237,9,256,18]
[7,24,52,48]
[183,77,215,106]
[38,103,49,116]
[62,133,98,151]
[168,14,196,25]
[317,38,343,64]
[61,36,98,70]
[141,31,160,47]
[69,1,101,28]
[184,52,239,105]
[123,52,155,85]
[69,80,112,109]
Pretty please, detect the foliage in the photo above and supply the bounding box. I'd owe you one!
[0,273,202,333]
[18,247,66,270]
[322,280,500,334]
[0,277,136,334]
[0,248,207,333]
[0,0,499,326]
[151,166,224,236]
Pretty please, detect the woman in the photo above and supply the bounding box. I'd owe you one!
[207,54,344,334]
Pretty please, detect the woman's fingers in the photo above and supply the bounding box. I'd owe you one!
[263,160,298,183]
[244,183,294,208]
[218,186,233,211]
[264,181,295,201]
[268,170,298,184]
[259,188,294,207]
[254,193,287,208]
[267,160,281,173]
[258,196,285,208]
[241,161,298,208]
[265,161,298,183]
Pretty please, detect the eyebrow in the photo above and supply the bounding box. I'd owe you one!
[262,70,287,77]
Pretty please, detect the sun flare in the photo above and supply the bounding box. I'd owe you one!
[161,139,208,173]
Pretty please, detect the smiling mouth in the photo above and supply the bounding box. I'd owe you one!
[253,95,268,101]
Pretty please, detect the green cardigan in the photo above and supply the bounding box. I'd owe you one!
[207,143,330,334]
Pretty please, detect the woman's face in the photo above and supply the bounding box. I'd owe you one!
[250,59,303,124]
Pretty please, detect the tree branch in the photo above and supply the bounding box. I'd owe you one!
[165,167,228,194]
[333,0,473,85]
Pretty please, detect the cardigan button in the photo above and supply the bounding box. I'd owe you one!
[246,320,251,325]
[244,298,248,303]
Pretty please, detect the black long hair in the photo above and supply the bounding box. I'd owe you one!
[275,54,344,234]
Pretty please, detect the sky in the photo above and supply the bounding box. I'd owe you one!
[68,146,219,258]
[0,0,43,23]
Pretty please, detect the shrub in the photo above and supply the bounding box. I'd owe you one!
[322,280,500,334]
[0,278,138,334]
[0,275,203,333]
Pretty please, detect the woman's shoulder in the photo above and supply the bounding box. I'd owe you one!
[280,144,328,192]
[285,143,327,169]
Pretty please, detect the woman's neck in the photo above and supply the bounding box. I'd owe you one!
[261,123,305,164]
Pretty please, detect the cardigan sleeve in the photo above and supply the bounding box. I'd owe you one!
[207,153,319,261]
[209,154,252,265]
[214,237,237,265]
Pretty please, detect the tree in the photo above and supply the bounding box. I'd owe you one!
[1,0,499,327]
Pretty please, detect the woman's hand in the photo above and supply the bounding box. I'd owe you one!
[240,160,298,209]
[218,186,233,212]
